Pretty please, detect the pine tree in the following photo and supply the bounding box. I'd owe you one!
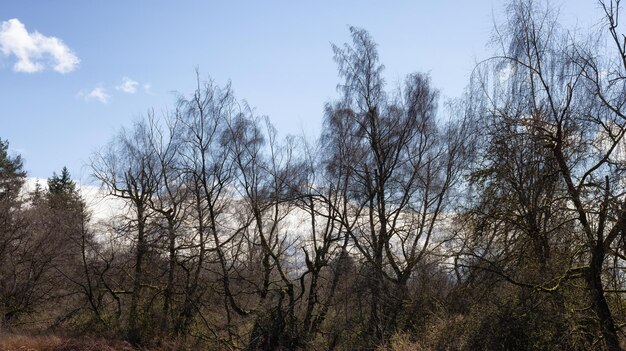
[46,166,82,211]
[0,138,26,202]
[48,166,75,195]
[0,138,28,323]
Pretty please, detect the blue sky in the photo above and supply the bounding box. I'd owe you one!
[0,1,601,183]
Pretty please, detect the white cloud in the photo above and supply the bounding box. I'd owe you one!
[0,18,79,73]
[87,88,109,103]
[78,78,150,104]
[116,77,139,94]
[23,178,125,223]
[498,63,516,82]
[77,182,126,223]
[78,87,110,104]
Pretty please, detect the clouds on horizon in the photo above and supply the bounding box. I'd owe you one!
[0,18,79,73]
[23,177,124,223]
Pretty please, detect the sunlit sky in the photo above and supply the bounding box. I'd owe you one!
[1,1,602,183]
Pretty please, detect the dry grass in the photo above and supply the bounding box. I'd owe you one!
[374,333,427,351]
[0,334,63,351]
[0,334,136,351]
[52,338,136,351]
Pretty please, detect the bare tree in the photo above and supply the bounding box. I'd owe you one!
[92,120,159,344]
[225,112,305,349]
[293,131,357,348]
[143,111,190,334]
[324,27,471,343]
[174,76,236,341]
[460,1,626,348]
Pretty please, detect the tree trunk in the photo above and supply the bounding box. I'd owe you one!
[587,244,621,351]
[161,218,176,333]
[128,206,146,345]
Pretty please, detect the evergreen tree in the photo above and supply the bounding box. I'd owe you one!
[0,138,26,202]
[46,166,82,211]
[0,139,28,323]
[48,166,76,195]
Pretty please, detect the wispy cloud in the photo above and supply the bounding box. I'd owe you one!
[77,86,110,104]
[78,77,151,104]
[87,87,109,103]
[0,18,79,73]
[116,76,139,94]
